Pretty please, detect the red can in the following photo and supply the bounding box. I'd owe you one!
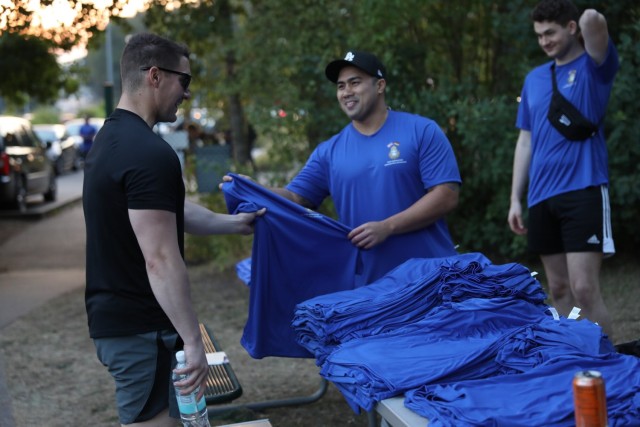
[573,370,608,427]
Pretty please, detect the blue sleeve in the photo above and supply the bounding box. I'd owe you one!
[286,143,331,208]
[591,38,619,84]
[419,121,462,189]
[516,78,531,131]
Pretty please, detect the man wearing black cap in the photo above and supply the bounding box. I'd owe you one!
[231,50,461,285]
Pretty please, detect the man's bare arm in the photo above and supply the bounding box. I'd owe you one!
[129,208,207,399]
[348,182,460,249]
[579,9,610,65]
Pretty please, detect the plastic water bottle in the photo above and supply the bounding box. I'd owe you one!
[173,350,210,427]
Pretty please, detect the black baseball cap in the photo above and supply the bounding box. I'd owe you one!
[325,51,386,83]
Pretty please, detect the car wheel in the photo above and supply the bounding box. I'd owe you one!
[44,172,57,202]
[12,177,28,213]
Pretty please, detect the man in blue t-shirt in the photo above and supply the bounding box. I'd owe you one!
[508,0,618,338]
[79,115,97,157]
[226,51,461,285]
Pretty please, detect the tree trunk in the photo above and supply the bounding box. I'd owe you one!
[228,92,249,165]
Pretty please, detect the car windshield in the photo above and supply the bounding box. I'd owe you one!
[65,124,82,136]
[35,130,56,142]
[0,132,19,147]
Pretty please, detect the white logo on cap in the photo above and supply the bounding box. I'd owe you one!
[345,52,355,61]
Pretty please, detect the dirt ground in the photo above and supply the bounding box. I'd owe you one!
[0,218,638,426]
[0,264,373,427]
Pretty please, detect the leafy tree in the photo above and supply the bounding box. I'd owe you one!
[144,0,258,168]
[0,0,127,109]
[0,0,123,50]
[0,34,61,106]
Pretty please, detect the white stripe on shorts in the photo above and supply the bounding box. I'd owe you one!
[601,185,615,256]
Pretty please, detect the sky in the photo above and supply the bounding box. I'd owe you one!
[25,0,148,63]
[28,0,147,29]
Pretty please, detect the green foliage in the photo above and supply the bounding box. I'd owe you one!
[77,105,105,120]
[30,106,62,124]
[0,34,62,107]
[349,0,535,100]
[445,96,526,260]
[402,86,525,260]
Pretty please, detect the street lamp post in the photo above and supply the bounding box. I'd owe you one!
[104,24,114,117]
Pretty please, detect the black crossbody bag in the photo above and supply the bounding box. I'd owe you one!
[547,63,599,141]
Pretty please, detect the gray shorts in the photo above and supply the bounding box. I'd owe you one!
[94,329,182,424]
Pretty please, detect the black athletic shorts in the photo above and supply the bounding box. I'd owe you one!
[528,185,615,256]
[94,329,182,424]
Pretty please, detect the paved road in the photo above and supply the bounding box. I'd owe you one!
[0,170,84,427]
[0,171,85,328]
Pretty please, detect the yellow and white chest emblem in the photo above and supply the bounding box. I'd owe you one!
[387,142,400,159]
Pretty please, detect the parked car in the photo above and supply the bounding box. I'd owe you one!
[0,116,57,212]
[33,124,79,175]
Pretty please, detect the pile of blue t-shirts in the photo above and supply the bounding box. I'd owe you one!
[438,261,548,304]
[319,297,553,412]
[222,173,639,425]
[320,311,616,413]
[405,352,639,427]
[292,253,546,364]
[495,315,614,371]
[293,257,640,425]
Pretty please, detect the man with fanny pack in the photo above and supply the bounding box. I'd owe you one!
[507,0,618,339]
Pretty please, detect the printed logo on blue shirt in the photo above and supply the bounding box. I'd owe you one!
[387,142,400,159]
[562,69,577,89]
[385,141,407,166]
[303,208,324,219]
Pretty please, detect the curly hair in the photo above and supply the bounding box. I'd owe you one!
[531,0,580,26]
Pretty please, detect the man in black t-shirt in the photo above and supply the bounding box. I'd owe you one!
[83,33,263,426]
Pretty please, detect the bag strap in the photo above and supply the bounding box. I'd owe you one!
[550,63,559,93]
[550,63,602,129]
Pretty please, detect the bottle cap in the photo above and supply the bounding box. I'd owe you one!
[176,350,186,363]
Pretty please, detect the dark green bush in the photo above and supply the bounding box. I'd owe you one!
[606,21,640,253]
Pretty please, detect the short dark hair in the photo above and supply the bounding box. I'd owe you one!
[120,33,190,91]
[531,0,580,26]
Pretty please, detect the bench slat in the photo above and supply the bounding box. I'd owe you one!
[199,323,243,404]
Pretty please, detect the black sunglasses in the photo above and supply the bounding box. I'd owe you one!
[140,66,192,91]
